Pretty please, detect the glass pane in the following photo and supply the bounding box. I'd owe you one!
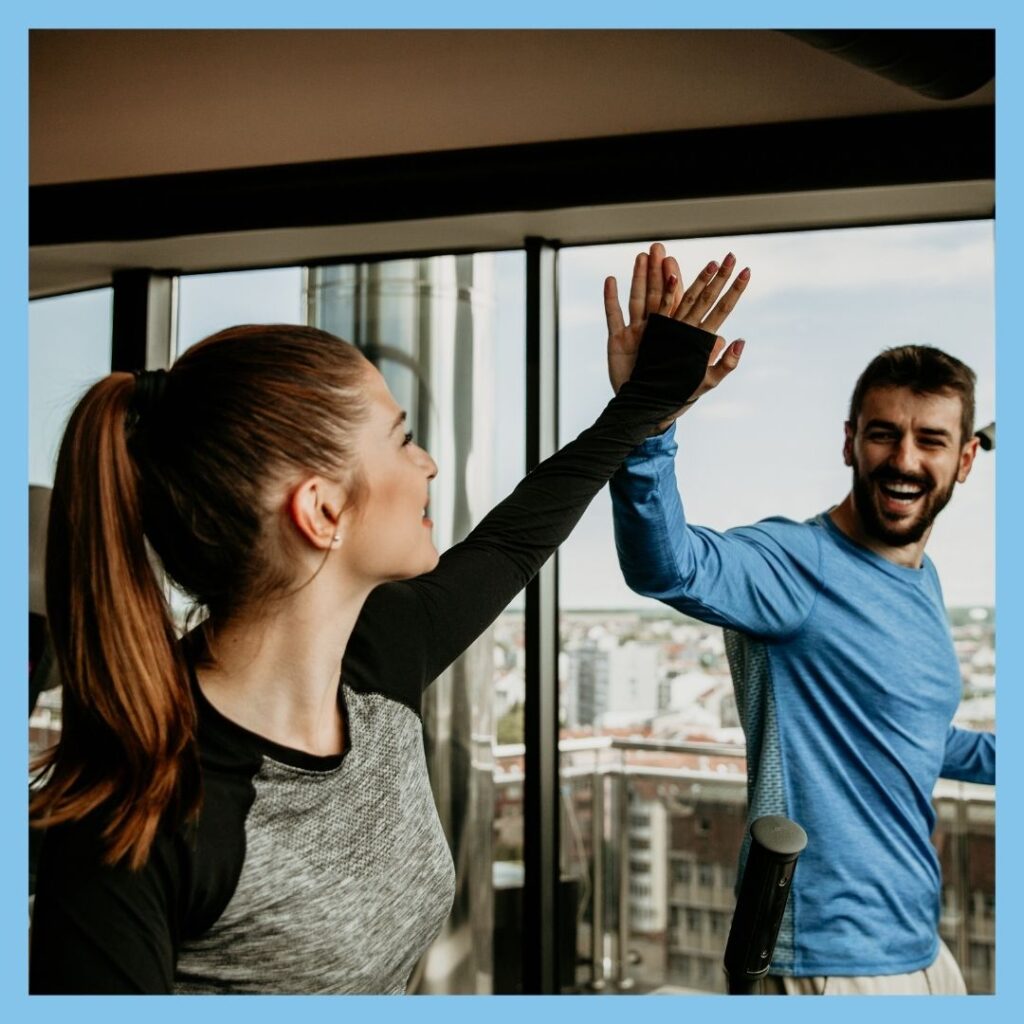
[29,288,113,487]
[557,222,995,993]
[175,266,305,357]
[309,251,526,994]
[29,287,113,761]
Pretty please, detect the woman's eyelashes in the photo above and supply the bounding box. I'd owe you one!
[402,431,414,447]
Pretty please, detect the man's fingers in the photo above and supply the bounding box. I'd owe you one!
[659,273,679,315]
[627,253,647,326]
[604,276,626,337]
[646,243,665,315]
[701,267,750,334]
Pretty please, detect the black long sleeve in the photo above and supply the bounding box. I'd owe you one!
[30,819,183,993]
[348,315,715,701]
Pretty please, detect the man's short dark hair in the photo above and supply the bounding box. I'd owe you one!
[849,346,977,444]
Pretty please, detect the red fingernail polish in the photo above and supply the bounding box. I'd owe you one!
[724,252,735,265]
[706,261,718,274]
[739,267,750,280]
[735,340,746,355]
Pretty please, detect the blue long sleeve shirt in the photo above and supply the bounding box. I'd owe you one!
[610,423,994,977]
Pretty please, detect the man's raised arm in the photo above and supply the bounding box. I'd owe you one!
[607,244,820,639]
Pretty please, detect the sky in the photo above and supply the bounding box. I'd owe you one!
[29,220,995,610]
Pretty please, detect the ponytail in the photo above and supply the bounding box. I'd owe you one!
[31,323,371,868]
[30,373,199,870]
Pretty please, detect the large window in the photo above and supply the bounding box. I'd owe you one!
[554,221,995,993]
[27,220,995,994]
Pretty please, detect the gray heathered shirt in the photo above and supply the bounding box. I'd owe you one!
[173,685,456,994]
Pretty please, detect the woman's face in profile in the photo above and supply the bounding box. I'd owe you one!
[339,364,440,583]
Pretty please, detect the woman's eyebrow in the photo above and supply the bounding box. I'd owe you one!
[389,410,407,434]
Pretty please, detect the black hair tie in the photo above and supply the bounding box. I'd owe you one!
[127,370,169,438]
[131,368,168,414]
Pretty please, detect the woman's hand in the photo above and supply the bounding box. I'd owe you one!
[605,242,750,430]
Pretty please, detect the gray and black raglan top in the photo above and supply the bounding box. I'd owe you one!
[30,316,715,994]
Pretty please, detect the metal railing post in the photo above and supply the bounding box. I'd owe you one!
[616,769,634,990]
[955,791,970,984]
[589,769,606,990]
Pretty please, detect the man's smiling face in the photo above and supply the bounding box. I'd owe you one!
[845,386,978,547]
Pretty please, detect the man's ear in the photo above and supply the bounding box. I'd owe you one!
[842,422,855,467]
[287,477,345,550]
[957,436,981,484]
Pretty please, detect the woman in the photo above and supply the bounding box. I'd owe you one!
[29,246,748,993]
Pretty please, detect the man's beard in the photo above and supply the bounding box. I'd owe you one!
[851,457,957,547]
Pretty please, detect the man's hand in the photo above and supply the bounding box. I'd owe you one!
[605,242,749,430]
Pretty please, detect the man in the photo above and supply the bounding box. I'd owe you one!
[605,243,995,995]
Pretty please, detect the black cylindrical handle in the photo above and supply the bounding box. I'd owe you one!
[724,815,807,995]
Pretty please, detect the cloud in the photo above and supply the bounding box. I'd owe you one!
[560,220,994,311]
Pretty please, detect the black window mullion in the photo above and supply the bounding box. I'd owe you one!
[522,237,561,995]
[110,269,175,372]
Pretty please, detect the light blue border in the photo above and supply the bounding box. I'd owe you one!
[6,3,1020,1022]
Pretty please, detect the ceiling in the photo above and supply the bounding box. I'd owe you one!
[29,30,994,297]
[30,29,993,186]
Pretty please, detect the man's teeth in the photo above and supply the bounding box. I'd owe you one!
[880,483,924,501]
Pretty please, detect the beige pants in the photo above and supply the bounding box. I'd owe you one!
[761,940,968,995]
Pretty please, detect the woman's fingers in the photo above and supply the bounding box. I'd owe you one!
[675,259,719,320]
[685,252,737,324]
[604,276,626,337]
[701,267,750,334]
[621,244,748,337]
[705,339,746,389]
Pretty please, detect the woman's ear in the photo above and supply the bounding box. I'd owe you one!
[287,477,346,550]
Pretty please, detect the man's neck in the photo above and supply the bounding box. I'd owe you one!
[829,493,931,569]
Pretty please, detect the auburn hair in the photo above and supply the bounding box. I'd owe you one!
[31,325,371,869]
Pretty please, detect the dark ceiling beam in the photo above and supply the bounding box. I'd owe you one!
[31,107,993,249]
[784,30,994,101]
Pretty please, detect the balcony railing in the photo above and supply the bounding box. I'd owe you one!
[33,705,993,993]
[495,737,995,994]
